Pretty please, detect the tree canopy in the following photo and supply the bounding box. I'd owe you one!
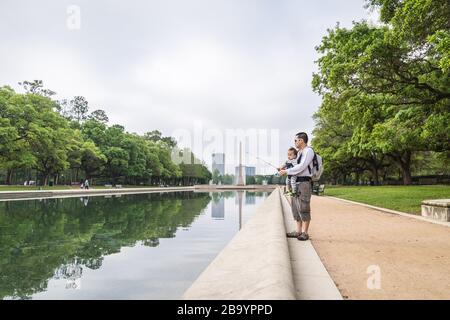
[0,83,211,186]
[312,0,449,185]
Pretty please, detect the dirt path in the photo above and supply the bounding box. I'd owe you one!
[309,196,450,300]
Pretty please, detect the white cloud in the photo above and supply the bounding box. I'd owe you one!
[0,0,376,174]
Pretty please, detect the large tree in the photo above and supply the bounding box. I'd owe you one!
[69,96,90,124]
[27,95,76,185]
[312,0,449,185]
[177,148,211,185]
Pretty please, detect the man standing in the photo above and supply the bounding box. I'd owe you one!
[279,132,314,241]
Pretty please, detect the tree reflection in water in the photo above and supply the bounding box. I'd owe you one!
[0,192,211,299]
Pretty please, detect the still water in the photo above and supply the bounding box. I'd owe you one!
[0,191,269,299]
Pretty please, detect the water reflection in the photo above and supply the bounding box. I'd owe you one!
[0,192,209,299]
[80,197,89,206]
[54,262,83,290]
[0,191,268,300]
[245,193,256,205]
[211,197,225,220]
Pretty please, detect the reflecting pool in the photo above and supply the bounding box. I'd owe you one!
[0,191,269,299]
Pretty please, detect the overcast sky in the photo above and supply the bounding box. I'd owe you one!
[0,0,378,174]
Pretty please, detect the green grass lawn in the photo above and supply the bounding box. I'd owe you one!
[325,185,450,214]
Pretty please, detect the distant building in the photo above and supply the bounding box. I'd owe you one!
[234,166,256,184]
[212,153,225,176]
[245,166,256,177]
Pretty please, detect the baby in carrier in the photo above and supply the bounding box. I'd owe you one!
[281,147,299,196]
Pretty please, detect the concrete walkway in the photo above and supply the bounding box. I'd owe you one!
[194,185,276,191]
[328,196,450,227]
[310,196,450,299]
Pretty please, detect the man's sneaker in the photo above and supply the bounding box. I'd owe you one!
[286,231,300,238]
[297,232,310,241]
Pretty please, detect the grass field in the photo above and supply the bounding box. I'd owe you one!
[325,185,450,214]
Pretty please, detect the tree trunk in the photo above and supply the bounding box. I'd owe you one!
[389,152,412,185]
[26,170,32,185]
[5,169,13,185]
[400,161,412,185]
[372,167,380,185]
[396,152,412,185]
[44,175,49,186]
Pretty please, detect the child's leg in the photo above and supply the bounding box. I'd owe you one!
[291,178,298,194]
[285,177,292,194]
[286,177,291,190]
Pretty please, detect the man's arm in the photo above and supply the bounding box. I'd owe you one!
[285,148,314,176]
[278,163,287,171]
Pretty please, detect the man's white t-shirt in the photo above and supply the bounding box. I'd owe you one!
[285,146,314,177]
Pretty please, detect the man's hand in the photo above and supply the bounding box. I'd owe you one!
[279,169,288,176]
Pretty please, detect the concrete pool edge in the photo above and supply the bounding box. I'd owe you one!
[0,187,196,201]
[0,185,276,201]
[280,194,343,300]
[182,188,296,300]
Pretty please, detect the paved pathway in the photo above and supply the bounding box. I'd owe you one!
[308,196,450,299]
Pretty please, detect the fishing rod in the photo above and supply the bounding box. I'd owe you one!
[245,152,281,175]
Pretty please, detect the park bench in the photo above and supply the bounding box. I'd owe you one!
[104,184,113,188]
[115,184,123,188]
[421,199,450,222]
[312,184,325,196]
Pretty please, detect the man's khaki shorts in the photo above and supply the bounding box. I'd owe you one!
[291,181,312,222]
